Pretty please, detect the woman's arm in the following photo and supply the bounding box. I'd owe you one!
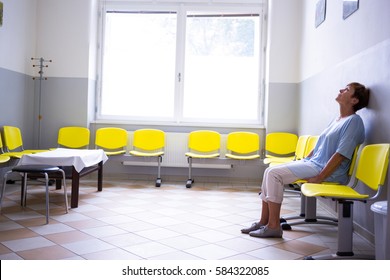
[306,152,347,183]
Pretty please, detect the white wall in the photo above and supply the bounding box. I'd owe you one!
[264,0,301,133]
[0,0,37,144]
[300,0,390,81]
[35,0,92,78]
[31,0,98,148]
[267,0,302,83]
[0,0,37,75]
[298,0,390,254]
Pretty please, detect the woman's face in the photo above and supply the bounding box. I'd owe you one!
[336,85,358,107]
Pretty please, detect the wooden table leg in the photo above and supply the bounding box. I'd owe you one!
[98,161,103,192]
[71,166,80,208]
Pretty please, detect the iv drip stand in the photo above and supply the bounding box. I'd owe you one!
[31,57,52,148]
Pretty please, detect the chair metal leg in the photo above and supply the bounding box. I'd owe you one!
[281,195,338,230]
[186,157,193,188]
[44,172,50,224]
[1,167,69,225]
[304,201,374,260]
[0,171,12,211]
[156,156,162,187]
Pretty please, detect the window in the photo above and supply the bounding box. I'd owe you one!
[98,1,265,125]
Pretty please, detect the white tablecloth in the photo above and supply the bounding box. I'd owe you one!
[17,148,108,173]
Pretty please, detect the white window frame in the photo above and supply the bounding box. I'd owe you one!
[96,0,267,127]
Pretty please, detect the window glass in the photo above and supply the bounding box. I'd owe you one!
[98,4,263,125]
[101,12,177,119]
[183,13,260,122]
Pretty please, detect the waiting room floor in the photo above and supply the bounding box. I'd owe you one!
[0,178,374,260]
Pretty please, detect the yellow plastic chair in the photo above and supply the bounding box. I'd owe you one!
[281,143,359,230]
[185,130,221,188]
[95,127,128,156]
[302,143,390,260]
[1,134,25,159]
[276,135,313,195]
[57,126,90,149]
[263,132,298,165]
[303,135,319,158]
[225,131,260,160]
[2,126,47,157]
[129,129,165,187]
[269,134,311,166]
[0,155,10,164]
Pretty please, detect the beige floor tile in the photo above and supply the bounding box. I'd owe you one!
[17,245,77,260]
[82,248,142,260]
[0,228,38,242]
[44,230,94,244]
[273,239,327,256]
[124,241,177,258]
[184,243,239,259]
[0,178,375,260]
[61,239,116,255]
[2,236,55,252]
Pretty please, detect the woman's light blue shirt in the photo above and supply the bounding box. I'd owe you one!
[288,114,365,184]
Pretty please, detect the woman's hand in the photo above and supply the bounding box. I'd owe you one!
[305,152,347,184]
[306,176,323,184]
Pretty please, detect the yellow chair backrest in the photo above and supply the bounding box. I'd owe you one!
[3,126,24,151]
[133,129,165,151]
[0,133,4,153]
[355,144,390,191]
[295,135,311,160]
[303,135,319,158]
[348,145,360,177]
[95,127,128,150]
[188,130,221,153]
[57,126,90,149]
[226,131,259,154]
[265,132,298,156]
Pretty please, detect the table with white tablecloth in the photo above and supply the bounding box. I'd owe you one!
[18,148,108,208]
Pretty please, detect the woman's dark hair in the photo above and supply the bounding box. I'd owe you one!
[349,82,370,112]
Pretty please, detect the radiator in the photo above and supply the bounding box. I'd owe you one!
[123,132,231,169]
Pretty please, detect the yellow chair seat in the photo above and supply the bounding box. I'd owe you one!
[130,150,164,157]
[1,150,47,159]
[105,150,126,156]
[225,153,260,160]
[302,183,369,200]
[1,152,24,159]
[185,152,219,159]
[0,155,10,163]
[23,149,49,154]
[263,156,295,165]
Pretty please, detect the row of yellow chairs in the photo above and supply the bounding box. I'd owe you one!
[263,132,319,166]
[56,127,164,187]
[59,128,261,188]
[1,126,262,187]
[185,130,261,188]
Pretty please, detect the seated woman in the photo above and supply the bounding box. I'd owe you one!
[242,82,370,238]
